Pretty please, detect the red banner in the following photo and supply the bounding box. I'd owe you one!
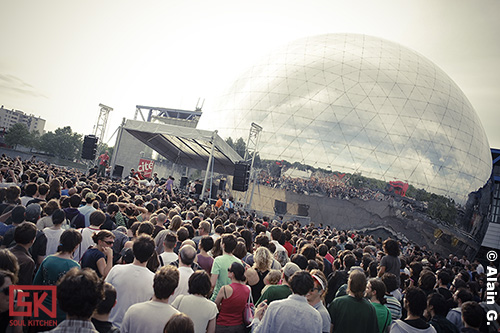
[137,159,155,178]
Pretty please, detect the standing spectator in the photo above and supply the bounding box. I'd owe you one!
[64,194,85,229]
[171,270,218,333]
[32,229,82,330]
[378,239,401,288]
[168,245,195,304]
[381,272,403,320]
[307,270,331,333]
[256,262,301,305]
[446,288,473,331]
[366,278,392,333]
[252,271,322,333]
[9,222,37,285]
[214,262,250,333]
[427,293,459,333]
[80,230,115,279]
[246,246,272,303]
[164,313,195,333]
[210,234,240,302]
[105,235,156,329]
[390,287,437,333]
[91,282,120,333]
[328,270,379,333]
[36,199,61,230]
[196,236,214,274]
[79,193,97,228]
[74,210,106,262]
[159,231,178,266]
[460,301,483,333]
[121,265,180,333]
[46,267,104,332]
[43,209,66,257]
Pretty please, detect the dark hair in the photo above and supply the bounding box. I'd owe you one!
[133,235,155,263]
[291,254,308,270]
[427,292,449,316]
[461,301,483,328]
[228,262,246,282]
[25,182,38,197]
[154,266,179,299]
[188,270,212,297]
[52,209,66,225]
[233,241,247,260]
[0,250,19,283]
[138,222,154,236]
[199,236,214,252]
[69,194,82,208]
[300,244,317,260]
[437,270,451,285]
[0,269,16,289]
[381,273,398,293]
[368,278,387,304]
[383,239,400,256]
[343,254,356,270]
[418,270,436,291]
[107,203,119,214]
[14,222,37,245]
[289,271,315,296]
[58,229,83,253]
[92,230,115,244]
[164,231,177,249]
[405,287,427,317]
[57,268,104,318]
[177,227,189,242]
[270,227,282,241]
[95,282,117,315]
[11,205,26,224]
[89,210,106,226]
[254,234,269,248]
[163,313,194,333]
[221,234,237,254]
[455,288,473,303]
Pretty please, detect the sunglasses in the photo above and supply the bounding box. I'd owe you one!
[103,241,114,246]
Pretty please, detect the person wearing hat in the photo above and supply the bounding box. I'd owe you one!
[79,192,97,228]
[256,262,301,306]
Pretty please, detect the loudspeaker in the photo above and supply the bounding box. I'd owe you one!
[274,200,287,215]
[233,162,250,191]
[180,177,188,189]
[81,135,98,160]
[298,204,309,217]
[211,184,218,199]
[112,165,124,178]
[218,179,226,191]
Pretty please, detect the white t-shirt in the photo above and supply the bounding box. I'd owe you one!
[168,266,193,304]
[43,228,65,257]
[121,300,179,333]
[74,226,100,262]
[160,252,178,266]
[105,263,155,329]
[171,294,218,333]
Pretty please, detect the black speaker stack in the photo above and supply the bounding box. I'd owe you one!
[232,162,250,192]
[81,135,98,160]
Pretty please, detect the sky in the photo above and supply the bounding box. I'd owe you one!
[1,0,499,148]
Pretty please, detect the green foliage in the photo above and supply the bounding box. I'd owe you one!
[4,123,35,148]
[38,126,83,160]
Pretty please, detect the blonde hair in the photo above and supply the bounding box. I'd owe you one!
[253,246,273,272]
[265,269,281,285]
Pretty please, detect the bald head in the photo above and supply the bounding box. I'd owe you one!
[179,245,196,266]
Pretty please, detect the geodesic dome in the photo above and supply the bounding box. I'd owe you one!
[198,34,491,203]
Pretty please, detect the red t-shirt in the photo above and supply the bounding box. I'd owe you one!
[99,154,109,166]
[284,241,295,257]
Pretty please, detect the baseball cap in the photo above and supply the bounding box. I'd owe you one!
[283,262,301,278]
[25,204,41,222]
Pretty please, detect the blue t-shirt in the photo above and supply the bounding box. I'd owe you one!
[80,248,106,277]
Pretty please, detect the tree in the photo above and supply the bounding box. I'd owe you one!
[39,126,82,160]
[4,123,34,148]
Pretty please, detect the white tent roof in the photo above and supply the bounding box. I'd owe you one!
[123,119,242,174]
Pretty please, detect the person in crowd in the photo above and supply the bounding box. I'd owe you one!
[159,231,178,266]
[210,234,240,302]
[171,270,218,333]
[168,244,195,304]
[9,221,37,285]
[256,262,301,305]
[46,267,104,332]
[427,293,459,333]
[196,235,214,274]
[43,209,66,257]
[381,272,403,320]
[80,230,115,279]
[75,210,106,262]
[366,278,392,333]
[460,301,483,333]
[32,229,83,330]
[121,265,180,333]
[91,282,120,333]
[378,239,401,288]
[64,194,85,229]
[328,270,379,333]
[79,192,97,228]
[246,246,272,303]
[105,235,155,329]
[163,313,195,333]
[253,271,322,333]
[36,199,62,230]
[214,262,250,333]
[0,269,22,333]
[391,287,437,333]
[446,288,473,331]
[307,269,331,333]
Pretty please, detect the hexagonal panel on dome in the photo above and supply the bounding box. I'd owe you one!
[198,34,491,204]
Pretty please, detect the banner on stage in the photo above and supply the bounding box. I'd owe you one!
[138,159,155,178]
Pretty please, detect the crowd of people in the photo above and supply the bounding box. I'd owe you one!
[0,155,498,333]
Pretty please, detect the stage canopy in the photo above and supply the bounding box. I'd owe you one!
[122,119,243,175]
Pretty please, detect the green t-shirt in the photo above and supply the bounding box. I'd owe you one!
[372,302,392,333]
[256,284,292,305]
[328,295,379,333]
[210,254,240,301]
